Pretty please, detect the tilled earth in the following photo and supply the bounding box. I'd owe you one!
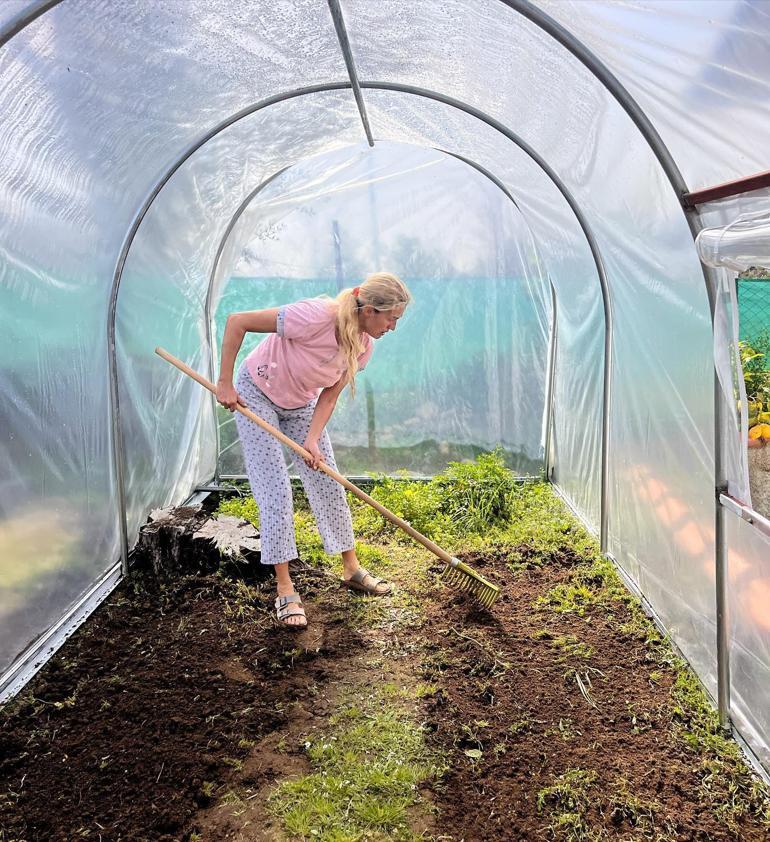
[1,536,768,840]
[416,549,770,840]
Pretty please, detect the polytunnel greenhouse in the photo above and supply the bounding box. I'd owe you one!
[2,0,770,839]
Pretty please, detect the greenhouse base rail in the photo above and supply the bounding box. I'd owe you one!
[0,561,122,705]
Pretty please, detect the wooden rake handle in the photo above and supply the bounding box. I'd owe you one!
[155,347,455,566]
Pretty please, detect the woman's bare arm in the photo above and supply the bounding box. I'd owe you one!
[303,376,348,469]
[216,308,279,409]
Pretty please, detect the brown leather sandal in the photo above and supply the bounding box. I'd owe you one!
[341,567,392,596]
[274,593,307,628]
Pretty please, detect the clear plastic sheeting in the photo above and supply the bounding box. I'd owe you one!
[211,142,552,478]
[697,213,770,273]
[361,89,606,528]
[726,511,770,772]
[696,212,770,505]
[0,1,32,31]
[117,92,365,542]
[536,0,770,191]
[1,0,769,774]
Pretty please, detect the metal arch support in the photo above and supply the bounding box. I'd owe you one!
[106,82,352,575]
[500,1,689,204]
[0,0,62,49]
[108,79,613,581]
[327,0,374,147]
[204,146,561,484]
[361,80,614,556]
[499,0,730,728]
[543,281,558,481]
[437,150,521,212]
[204,167,290,484]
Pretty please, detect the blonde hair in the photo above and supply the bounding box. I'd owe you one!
[332,272,411,397]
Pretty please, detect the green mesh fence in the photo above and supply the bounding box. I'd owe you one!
[738,278,770,358]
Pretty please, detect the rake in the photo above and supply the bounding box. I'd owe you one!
[156,347,500,608]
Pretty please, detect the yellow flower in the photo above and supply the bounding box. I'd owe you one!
[748,423,770,441]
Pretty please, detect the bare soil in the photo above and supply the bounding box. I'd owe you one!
[415,549,769,840]
[1,511,768,840]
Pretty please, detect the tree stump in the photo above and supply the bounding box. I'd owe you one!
[133,504,263,580]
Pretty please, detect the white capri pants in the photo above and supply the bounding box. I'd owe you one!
[234,364,355,565]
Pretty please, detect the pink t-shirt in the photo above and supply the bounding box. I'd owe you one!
[245,298,374,409]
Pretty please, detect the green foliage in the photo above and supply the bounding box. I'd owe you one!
[350,473,452,543]
[352,449,529,546]
[432,450,516,533]
[739,331,770,419]
[216,495,260,527]
[535,555,632,617]
[268,695,444,841]
[293,509,330,567]
[536,582,595,616]
[537,769,598,840]
[496,483,601,570]
[670,665,770,831]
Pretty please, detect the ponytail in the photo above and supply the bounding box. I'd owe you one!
[333,271,411,397]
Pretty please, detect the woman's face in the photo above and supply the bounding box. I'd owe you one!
[360,303,406,339]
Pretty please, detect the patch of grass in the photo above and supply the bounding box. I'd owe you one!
[607,778,665,836]
[534,631,594,663]
[221,579,260,621]
[268,691,445,841]
[669,666,770,831]
[536,768,599,840]
[534,554,638,618]
[536,582,596,616]
[219,789,247,814]
[509,718,532,736]
[293,509,329,567]
[544,718,581,742]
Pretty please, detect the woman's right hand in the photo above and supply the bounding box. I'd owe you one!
[216,381,241,412]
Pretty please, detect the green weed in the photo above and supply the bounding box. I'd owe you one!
[669,666,770,831]
[536,582,596,615]
[217,495,259,527]
[537,768,598,840]
[607,778,664,836]
[268,693,445,841]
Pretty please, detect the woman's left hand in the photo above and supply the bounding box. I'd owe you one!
[303,438,325,470]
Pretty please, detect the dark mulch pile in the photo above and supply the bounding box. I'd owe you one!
[416,548,770,841]
[0,565,357,842]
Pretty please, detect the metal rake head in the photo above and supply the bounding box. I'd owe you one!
[441,557,500,608]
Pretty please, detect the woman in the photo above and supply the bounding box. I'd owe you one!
[216,272,412,628]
